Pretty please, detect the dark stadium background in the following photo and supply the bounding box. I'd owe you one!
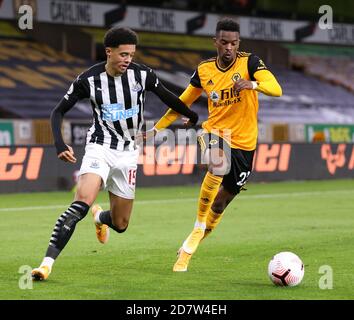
[1,0,354,306]
[1,0,353,191]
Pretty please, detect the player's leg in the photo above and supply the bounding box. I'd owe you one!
[174,148,254,271]
[92,148,138,240]
[173,163,225,272]
[173,133,230,272]
[187,134,229,246]
[32,144,110,280]
[95,191,134,233]
[203,148,255,240]
[32,173,102,281]
[196,147,225,229]
[173,169,223,271]
[203,186,236,239]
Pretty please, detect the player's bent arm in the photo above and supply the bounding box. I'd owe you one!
[50,98,76,155]
[254,69,282,97]
[154,84,203,131]
[152,82,200,126]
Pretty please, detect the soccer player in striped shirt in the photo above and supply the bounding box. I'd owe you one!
[31,27,198,281]
[154,18,282,272]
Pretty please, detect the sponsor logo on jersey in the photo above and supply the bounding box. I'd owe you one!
[211,87,241,107]
[101,103,139,121]
[210,91,219,102]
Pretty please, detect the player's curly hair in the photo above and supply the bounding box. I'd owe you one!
[216,18,240,34]
[103,27,138,48]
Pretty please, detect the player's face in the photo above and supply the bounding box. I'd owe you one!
[106,44,136,75]
[214,31,240,67]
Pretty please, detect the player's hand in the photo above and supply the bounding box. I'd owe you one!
[182,117,194,128]
[187,112,198,127]
[135,128,157,145]
[58,145,77,163]
[233,79,253,93]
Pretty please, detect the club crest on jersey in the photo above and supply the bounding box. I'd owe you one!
[131,81,142,92]
[232,73,241,82]
[90,160,100,169]
[257,59,267,70]
[210,91,219,102]
[101,103,139,121]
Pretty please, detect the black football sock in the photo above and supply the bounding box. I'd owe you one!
[45,201,90,259]
[99,210,127,233]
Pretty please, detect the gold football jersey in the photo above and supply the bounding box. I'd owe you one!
[191,52,267,150]
[155,52,282,150]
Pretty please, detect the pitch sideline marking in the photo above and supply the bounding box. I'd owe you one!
[0,189,353,212]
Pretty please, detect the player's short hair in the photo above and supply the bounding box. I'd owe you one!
[216,18,240,34]
[103,27,138,48]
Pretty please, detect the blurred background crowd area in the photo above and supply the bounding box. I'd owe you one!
[0,0,354,147]
[100,0,354,23]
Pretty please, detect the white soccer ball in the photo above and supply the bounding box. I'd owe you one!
[268,251,304,287]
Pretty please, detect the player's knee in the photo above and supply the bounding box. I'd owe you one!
[74,193,95,207]
[208,160,229,176]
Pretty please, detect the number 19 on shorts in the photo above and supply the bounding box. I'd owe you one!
[128,169,136,186]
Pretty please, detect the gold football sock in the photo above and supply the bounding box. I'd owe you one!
[182,172,222,255]
[194,172,222,229]
[203,208,224,240]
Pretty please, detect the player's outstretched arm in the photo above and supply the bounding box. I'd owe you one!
[51,98,77,163]
[152,82,199,126]
[154,84,202,132]
[51,76,88,162]
[253,69,282,97]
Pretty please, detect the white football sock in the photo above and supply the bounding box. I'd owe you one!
[40,257,54,270]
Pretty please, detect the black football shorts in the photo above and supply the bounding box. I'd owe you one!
[197,132,255,194]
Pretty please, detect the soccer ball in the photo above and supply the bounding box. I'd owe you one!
[268,251,304,287]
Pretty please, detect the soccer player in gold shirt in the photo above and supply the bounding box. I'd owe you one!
[154,18,282,271]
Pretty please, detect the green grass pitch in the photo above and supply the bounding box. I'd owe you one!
[1,179,354,300]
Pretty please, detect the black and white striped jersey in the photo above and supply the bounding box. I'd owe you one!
[51,61,197,155]
[63,61,158,151]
